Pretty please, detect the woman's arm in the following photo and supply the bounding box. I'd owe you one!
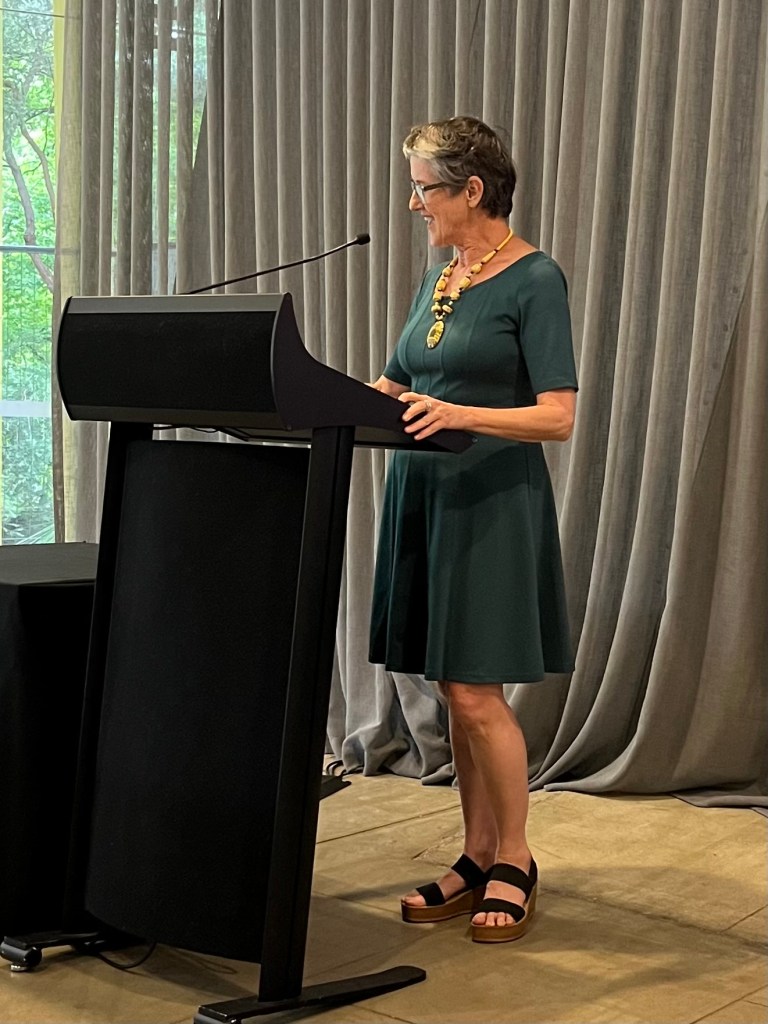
[399,388,576,443]
[368,375,411,399]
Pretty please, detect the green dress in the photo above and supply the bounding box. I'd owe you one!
[369,251,578,684]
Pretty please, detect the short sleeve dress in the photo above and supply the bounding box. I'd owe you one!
[368,251,578,684]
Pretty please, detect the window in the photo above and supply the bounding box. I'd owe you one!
[1,1,211,544]
[1,0,59,543]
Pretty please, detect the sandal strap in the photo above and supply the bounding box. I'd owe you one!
[474,897,526,923]
[414,881,445,906]
[450,854,489,890]
[412,855,495,908]
[488,859,537,898]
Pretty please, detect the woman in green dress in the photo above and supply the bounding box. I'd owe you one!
[368,116,578,943]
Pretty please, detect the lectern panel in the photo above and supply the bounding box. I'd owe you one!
[85,440,309,961]
[58,308,278,424]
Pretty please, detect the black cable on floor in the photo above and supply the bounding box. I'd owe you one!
[95,942,158,971]
[324,759,363,778]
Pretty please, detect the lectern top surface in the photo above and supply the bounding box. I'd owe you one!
[68,294,284,314]
[0,543,99,586]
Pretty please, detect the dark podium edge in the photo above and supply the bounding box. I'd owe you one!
[197,424,426,1022]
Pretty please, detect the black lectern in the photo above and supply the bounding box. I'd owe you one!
[1,294,471,1021]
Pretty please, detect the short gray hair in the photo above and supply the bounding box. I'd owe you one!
[403,115,516,219]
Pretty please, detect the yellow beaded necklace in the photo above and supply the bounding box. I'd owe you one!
[426,227,515,349]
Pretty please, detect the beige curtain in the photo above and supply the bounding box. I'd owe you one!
[55,0,768,804]
[54,0,203,537]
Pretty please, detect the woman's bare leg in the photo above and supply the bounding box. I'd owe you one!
[449,710,498,867]
[402,687,496,907]
[446,683,533,927]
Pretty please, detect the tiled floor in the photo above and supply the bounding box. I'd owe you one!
[1,776,766,1023]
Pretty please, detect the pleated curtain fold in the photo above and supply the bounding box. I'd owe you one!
[55,0,768,803]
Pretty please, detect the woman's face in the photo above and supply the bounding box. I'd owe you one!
[408,156,468,248]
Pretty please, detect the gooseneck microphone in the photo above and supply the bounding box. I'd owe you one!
[185,233,371,295]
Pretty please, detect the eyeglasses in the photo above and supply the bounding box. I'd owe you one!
[410,179,451,204]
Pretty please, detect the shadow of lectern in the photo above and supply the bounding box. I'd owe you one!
[0,294,471,1022]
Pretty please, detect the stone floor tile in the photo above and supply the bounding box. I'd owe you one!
[313,805,467,914]
[726,907,768,946]
[0,944,225,1024]
[416,792,768,935]
[1,783,765,1024]
[303,891,766,1024]
[299,1009,412,1024]
[692,998,768,1023]
[317,775,459,844]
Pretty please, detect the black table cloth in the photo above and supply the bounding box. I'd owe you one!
[0,543,98,937]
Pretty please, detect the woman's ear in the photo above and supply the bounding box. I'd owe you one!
[466,175,484,208]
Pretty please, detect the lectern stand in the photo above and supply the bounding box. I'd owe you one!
[1,294,471,1021]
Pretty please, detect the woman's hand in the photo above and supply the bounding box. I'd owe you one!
[368,375,410,398]
[398,391,472,440]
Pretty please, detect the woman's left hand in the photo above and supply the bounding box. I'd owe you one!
[398,392,472,440]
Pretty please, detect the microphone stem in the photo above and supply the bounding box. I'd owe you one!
[185,238,357,295]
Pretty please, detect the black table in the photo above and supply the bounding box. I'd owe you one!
[0,543,98,936]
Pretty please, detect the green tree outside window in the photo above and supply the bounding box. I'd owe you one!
[1,0,58,544]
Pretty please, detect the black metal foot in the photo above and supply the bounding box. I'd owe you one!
[0,931,101,972]
[1,928,142,972]
[194,965,426,1022]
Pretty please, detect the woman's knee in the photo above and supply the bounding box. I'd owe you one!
[443,682,504,732]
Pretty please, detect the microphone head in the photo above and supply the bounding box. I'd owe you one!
[354,232,371,246]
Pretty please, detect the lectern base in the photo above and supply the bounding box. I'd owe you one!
[0,773,351,975]
[194,966,427,1022]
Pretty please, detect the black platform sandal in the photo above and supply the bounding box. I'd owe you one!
[470,859,538,943]
[401,854,490,923]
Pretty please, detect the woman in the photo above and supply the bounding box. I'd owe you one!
[368,116,578,943]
